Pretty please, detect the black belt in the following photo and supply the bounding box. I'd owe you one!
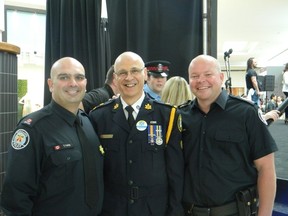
[106,184,167,200]
[183,201,238,216]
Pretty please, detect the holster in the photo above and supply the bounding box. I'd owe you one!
[235,185,258,216]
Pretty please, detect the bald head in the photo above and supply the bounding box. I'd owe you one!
[189,55,221,74]
[188,54,224,112]
[113,51,147,105]
[114,51,145,72]
[50,57,85,79]
[48,57,87,114]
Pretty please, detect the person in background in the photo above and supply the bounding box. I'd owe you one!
[89,51,184,216]
[282,63,288,124]
[79,65,119,113]
[144,60,170,101]
[245,57,261,107]
[241,94,280,123]
[18,92,32,117]
[276,95,283,108]
[1,57,104,216]
[161,76,194,107]
[180,55,278,216]
[265,93,277,113]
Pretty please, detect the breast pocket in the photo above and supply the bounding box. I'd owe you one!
[214,131,243,150]
[50,148,82,166]
[213,130,244,165]
[141,136,166,173]
[99,134,120,152]
[43,147,82,197]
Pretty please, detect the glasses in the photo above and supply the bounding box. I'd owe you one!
[115,67,144,79]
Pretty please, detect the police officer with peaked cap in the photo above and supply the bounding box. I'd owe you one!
[144,60,171,101]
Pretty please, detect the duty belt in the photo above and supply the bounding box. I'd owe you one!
[183,201,238,216]
[106,184,167,200]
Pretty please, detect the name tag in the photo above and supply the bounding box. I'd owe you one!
[100,134,114,139]
[53,143,73,151]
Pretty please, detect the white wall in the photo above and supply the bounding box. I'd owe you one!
[4,7,46,112]
[0,0,4,40]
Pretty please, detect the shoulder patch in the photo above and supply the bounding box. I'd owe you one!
[11,129,30,150]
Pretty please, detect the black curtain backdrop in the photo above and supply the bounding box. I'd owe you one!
[44,0,103,105]
[106,0,203,79]
[44,0,203,105]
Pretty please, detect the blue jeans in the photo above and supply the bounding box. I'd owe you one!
[251,91,260,107]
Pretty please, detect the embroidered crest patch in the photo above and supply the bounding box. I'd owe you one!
[11,129,30,150]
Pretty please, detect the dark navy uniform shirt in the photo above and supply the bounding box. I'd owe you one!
[1,100,104,216]
[89,95,184,216]
[82,84,115,113]
[179,90,277,207]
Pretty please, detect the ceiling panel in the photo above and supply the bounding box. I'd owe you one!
[217,0,288,69]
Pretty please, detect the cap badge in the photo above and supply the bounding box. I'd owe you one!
[157,64,163,72]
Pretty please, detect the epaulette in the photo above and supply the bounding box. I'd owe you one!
[91,98,116,111]
[178,100,193,109]
[151,100,178,110]
[18,108,51,127]
[229,95,255,107]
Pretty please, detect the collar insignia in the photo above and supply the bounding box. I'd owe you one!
[145,103,152,110]
[113,103,119,110]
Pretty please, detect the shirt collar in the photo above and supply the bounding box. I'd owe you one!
[214,89,229,110]
[50,100,78,126]
[143,83,161,101]
[192,89,228,111]
[120,91,145,114]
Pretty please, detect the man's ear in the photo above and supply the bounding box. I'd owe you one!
[47,78,53,92]
[144,68,148,81]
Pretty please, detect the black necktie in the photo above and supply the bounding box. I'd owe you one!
[75,116,98,208]
[125,105,135,128]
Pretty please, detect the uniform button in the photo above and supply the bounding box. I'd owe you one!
[129,199,134,204]
[128,180,133,185]
[129,160,133,164]
[129,140,133,144]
